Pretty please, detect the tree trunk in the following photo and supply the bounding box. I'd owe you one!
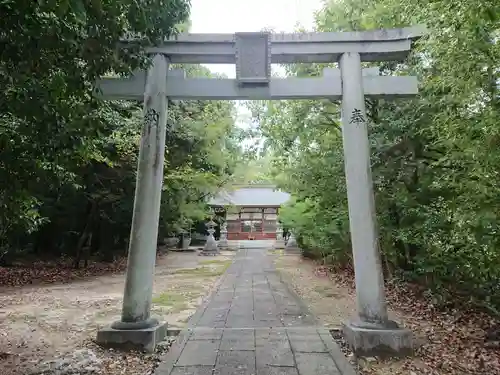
[74,200,97,269]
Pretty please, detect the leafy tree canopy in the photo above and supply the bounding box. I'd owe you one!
[253,0,500,312]
[0,0,247,266]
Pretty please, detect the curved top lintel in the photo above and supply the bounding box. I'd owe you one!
[272,25,427,43]
[121,25,427,44]
[163,25,427,44]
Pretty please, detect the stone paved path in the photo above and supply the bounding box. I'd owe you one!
[154,247,356,375]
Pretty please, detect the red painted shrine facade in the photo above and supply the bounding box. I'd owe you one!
[224,206,279,240]
[208,185,290,241]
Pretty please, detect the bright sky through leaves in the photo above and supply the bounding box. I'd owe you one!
[189,0,323,136]
[190,0,322,78]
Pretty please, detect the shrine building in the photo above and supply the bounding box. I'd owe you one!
[208,185,290,241]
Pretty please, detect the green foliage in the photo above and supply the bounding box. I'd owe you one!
[256,0,500,311]
[0,2,244,266]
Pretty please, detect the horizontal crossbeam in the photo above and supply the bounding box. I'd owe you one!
[131,26,425,64]
[95,69,418,101]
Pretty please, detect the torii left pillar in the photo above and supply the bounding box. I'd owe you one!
[96,54,169,352]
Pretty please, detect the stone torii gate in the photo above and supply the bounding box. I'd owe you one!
[95,26,424,356]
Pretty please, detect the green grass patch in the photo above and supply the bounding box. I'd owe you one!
[200,259,231,266]
[5,312,37,322]
[268,249,285,255]
[152,284,206,308]
[169,302,189,314]
[152,291,188,307]
[213,259,232,271]
[172,260,232,277]
[94,309,115,319]
[172,267,224,277]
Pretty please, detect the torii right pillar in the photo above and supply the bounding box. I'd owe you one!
[339,51,413,358]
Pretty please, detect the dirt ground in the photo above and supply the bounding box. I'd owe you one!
[0,250,234,375]
[273,253,500,375]
[274,253,405,328]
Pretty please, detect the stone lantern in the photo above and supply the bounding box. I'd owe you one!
[219,222,229,249]
[285,231,300,253]
[274,222,285,249]
[201,219,219,255]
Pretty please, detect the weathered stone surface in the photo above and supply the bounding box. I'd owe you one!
[190,328,224,341]
[284,233,300,253]
[317,329,358,375]
[279,305,302,316]
[211,294,234,304]
[153,247,357,375]
[96,321,167,353]
[255,314,280,322]
[170,366,213,375]
[338,50,417,353]
[256,335,294,367]
[257,367,299,375]
[281,314,316,327]
[229,304,253,313]
[256,347,295,367]
[214,351,256,375]
[295,353,341,375]
[176,341,220,366]
[196,320,226,328]
[218,223,229,249]
[223,320,250,328]
[287,331,328,353]
[253,320,283,328]
[200,309,229,322]
[342,321,413,358]
[220,329,255,350]
[202,223,219,255]
[255,328,287,340]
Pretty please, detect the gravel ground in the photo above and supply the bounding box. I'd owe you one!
[0,251,234,375]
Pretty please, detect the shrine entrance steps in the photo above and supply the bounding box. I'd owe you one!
[154,247,356,375]
[238,240,275,249]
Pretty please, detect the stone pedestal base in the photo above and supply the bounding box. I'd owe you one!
[273,240,285,249]
[342,320,413,358]
[96,320,167,353]
[284,242,301,254]
[202,234,219,255]
[285,234,300,253]
[226,241,240,251]
[200,249,219,256]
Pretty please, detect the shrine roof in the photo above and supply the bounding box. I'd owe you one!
[208,185,290,207]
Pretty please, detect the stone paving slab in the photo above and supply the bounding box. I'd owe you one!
[215,350,255,375]
[220,329,255,350]
[154,248,356,375]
